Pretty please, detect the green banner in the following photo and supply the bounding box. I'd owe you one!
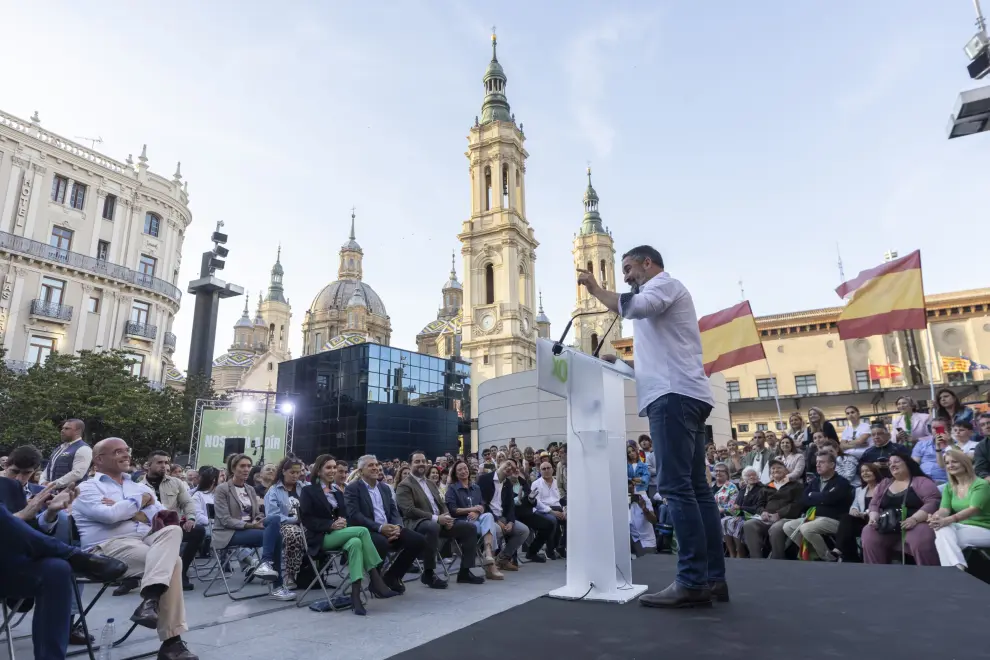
[195,408,289,469]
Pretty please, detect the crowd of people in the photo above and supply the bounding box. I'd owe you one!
[4,388,990,660]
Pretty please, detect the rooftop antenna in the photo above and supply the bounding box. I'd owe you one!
[883,249,899,263]
[75,135,103,149]
[738,279,745,301]
[836,243,846,283]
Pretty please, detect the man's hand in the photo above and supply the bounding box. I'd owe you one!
[474,505,485,514]
[576,269,600,295]
[554,510,567,520]
[438,513,454,528]
[182,519,195,533]
[132,512,149,524]
[46,487,78,518]
[22,484,56,518]
[101,497,116,507]
[139,493,154,509]
[503,521,513,534]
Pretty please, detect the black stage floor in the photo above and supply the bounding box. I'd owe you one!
[392,554,987,659]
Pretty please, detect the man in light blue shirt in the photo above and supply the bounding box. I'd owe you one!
[74,438,197,660]
[580,245,725,610]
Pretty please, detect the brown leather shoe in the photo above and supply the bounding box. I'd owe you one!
[496,557,518,572]
[157,638,198,660]
[130,598,160,629]
[68,622,94,646]
[485,564,504,580]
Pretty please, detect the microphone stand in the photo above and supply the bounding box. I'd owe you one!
[592,313,621,358]
[552,310,603,355]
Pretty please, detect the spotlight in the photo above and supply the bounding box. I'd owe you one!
[240,400,256,413]
[280,402,294,415]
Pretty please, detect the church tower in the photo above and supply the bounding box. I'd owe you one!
[572,167,621,356]
[259,246,292,360]
[458,30,539,424]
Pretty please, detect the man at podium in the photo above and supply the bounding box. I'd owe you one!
[578,244,726,609]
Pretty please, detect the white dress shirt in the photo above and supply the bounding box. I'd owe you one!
[629,494,656,549]
[415,476,440,521]
[529,477,561,513]
[618,272,714,414]
[74,472,163,551]
[363,479,388,530]
[490,472,504,518]
[841,421,873,459]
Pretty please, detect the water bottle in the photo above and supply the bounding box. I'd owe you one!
[97,618,115,660]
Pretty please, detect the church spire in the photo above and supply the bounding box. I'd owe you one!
[480,28,513,125]
[579,166,606,235]
[338,208,364,280]
[266,245,287,303]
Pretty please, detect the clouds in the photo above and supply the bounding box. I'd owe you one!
[563,10,661,158]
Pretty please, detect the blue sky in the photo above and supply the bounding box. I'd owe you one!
[1,1,987,369]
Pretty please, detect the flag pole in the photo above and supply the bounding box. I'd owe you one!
[764,356,783,429]
[916,250,937,405]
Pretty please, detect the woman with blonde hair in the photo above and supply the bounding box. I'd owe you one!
[893,396,930,449]
[806,407,838,445]
[930,449,990,570]
[776,436,805,483]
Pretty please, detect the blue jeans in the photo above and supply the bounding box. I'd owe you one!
[0,505,74,660]
[648,392,725,590]
[228,517,283,586]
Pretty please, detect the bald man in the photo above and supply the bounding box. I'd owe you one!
[73,438,197,660]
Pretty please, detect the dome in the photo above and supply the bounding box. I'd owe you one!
[443,276,462,291]
[418,311,462,337]
[536,308,550,325]
[165,365,186,383]
[322,332,368,352]
[213,351,260,368]
[347,285,368,309]
[310,280,387,317]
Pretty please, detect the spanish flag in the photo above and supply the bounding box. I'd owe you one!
[699,301,766,376]
[834,250,926,340]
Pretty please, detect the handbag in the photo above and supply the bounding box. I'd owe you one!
[875,486,909,534]
[151,509,181,533]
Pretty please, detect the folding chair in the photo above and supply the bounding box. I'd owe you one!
[67,574,142,660]
[295,550,348,610]
[201,503,270,601]
[1,599,25,660]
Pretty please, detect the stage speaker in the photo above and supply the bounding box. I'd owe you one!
[224,437,246,458]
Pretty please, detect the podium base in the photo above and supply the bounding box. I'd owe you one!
[548,582,648,604]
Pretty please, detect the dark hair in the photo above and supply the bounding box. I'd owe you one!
[621,245,664,270]
[198,466,219,492]
[450,459,469,480]
[768,458,787,471]
[869,418,889,431]
[845,405,860,414]
[815,450,836,465]
[247,465,261,485]
[227,453,252,477]
[638,434,652,444]
[934,388,962,419]
[311,454,336,486]
[888,453,926,479]
[427,465,440,479]
[952,419,974,431]
[8,445,43,471]
[409,450,426,463]
[149,450,170,462]
[275,456,304,484]
[858,461,882,484]
[64,418,85,434]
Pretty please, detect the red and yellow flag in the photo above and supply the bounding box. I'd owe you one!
[834,250,926,340]
[941,356,971,373]
[699,301,766,377]
[869,364,903,380]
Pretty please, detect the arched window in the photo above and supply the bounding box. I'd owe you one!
[517,264,526,307]
[591,333,599,354]
[315,332,321,352]
[484,264,495,304]
[502,164,509,208]
[484,166,492,211]
[143,212,161,237]
[600,259,608,289]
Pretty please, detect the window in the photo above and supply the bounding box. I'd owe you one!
[267,362,273,372]
[484,264,495,304]
[51,175,68,203]
[138,254,157,279]
[131,301,150,325]
[756,377,777,398]
[484,166,492,211]
[737,423,750,433]
[143,212,161,237]
[854,370,880,391]
[127,353,145,377]
[776,421,786,431]
[483,354,490,365]
[69,181,87,210]
[40,277,65,305]
[590,333,599,354]
[756,423,769,431]
[49,227,73,260]
[794,375,818,395]
[88,296,100,313]
[102,194,117,220]
[97,240,110,262]
[27,335,56,366]
[726,381,741,401]
[600,259,608,289]
[502,164,509,208]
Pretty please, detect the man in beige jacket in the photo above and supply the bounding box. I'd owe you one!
[144,450,204,591]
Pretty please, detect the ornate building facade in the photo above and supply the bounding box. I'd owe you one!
[572,168,621,356]
[458,33,541,422]
[0,109,189,384]
[416,253,463,358]
[302,211,391,355]
[211,250,293,392]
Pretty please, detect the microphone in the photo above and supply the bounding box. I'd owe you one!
[551,311,600,355]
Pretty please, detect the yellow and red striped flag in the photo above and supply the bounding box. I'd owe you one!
[869,364,903,380]
[699,301,766,377]
[834,250,926,340]
[941,356,971,373]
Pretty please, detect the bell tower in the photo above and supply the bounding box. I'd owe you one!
[458,30,539,431]
[259,246,292,360]
[572,167,621,356]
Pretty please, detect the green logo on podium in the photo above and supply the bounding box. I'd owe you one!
[552,356,568,383]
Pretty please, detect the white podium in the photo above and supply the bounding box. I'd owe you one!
[536,338,648,603]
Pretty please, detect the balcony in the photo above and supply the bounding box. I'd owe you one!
[0,230,181,304]
[163,331,177,352]
[125,321,157,341]
[30,298,73,323]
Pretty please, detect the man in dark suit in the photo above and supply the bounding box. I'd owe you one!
[477,460,530,573]
[344,454,425,593]
[396,451,484,589]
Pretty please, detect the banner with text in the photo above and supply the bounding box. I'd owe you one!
[195,409,289,469]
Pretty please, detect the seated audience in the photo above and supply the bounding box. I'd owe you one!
[73,437,198,660]
[144,450,205,591]
[191,467,219,529]
[299,455,397,614]
[185,469,200,492]
[832,462,883,562]
[212,454,292,600]
[446,459,503,580]
[820,438,860,487]
[742,431,774,477]
[344,454,426,594]
[862,454,940,565]
[712,462,739,542]
[893,396,931,450]
[973,413,990,480]
[529,460,566,559]
[630,487,658,556]
[803,431,831,483]
[396,451,484,587]
[627,442,650,493]
[932,387,974,428]
[805,407,839,446]
[931,449,990,570]
[477,460,531,573]
[723,466,763,558]
[772,451,853,561]
[860,421,912,477]
[264,457,310,591]
[510,466,555,563]
[840,406,873,460]
[743,459,805,558]
[777,436,805,483]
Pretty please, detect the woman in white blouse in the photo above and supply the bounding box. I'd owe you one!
[192,466,220,528]
[529,461,566,559]
[892,396,931,448]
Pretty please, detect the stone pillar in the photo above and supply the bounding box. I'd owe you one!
[0,159,24,233]
[94,290,115,350]
[2,268,25,353]
[109,198,128,263]
[22,164,47,241]
[90,191,107,257]
[112,295,132,348]
[73,284,92,353]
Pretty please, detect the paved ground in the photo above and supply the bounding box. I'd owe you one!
[6,559,568,659]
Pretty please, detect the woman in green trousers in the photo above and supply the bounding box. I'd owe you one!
[300,454,398,615]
